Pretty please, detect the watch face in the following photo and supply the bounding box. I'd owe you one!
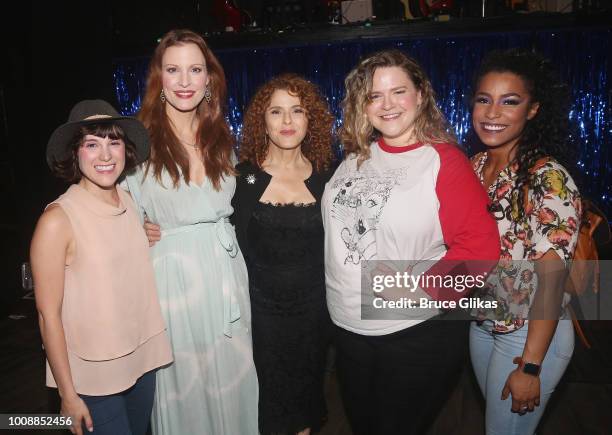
[523,362,540,376]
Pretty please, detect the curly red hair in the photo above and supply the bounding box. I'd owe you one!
[239,74,334,172]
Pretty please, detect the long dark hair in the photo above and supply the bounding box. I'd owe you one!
[473,48,577,219]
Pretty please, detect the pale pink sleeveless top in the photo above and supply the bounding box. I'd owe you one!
[45,184,173,395]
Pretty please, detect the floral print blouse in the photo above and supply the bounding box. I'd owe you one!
[471,152,581,333]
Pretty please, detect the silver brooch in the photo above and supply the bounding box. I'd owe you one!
[246,174,256,184]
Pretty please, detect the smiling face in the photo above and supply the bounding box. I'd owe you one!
[161,42,209,113]
[472,71,540,152]
[77,134,126,192]
[365,66,423,147]
[264,89,308,151]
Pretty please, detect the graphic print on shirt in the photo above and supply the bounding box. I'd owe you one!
[330,167,408,265]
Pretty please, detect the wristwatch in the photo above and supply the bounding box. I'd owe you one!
[522,361,541,377]
[514,356,541,376]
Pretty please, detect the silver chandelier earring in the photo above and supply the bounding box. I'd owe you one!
[160,89,166,103]
[204,86,212,104]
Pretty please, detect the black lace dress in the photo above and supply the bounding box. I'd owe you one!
[247,200,330,434]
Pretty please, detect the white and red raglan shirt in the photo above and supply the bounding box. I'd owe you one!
[322,139,500,335]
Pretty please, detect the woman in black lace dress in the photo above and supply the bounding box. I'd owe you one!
[232,73,335,435]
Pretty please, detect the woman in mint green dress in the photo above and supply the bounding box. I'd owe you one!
[123,29,258,435]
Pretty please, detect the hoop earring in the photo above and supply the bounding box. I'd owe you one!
[204,86,212,104]
[160,89,166,103]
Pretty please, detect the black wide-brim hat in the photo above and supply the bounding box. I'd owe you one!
[46,99,149,168]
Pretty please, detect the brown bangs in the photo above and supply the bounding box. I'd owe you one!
[50,123,139,183]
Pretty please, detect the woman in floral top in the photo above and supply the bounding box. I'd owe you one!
[468,49,581,435]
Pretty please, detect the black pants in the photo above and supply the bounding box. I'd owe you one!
[333,316,469,435]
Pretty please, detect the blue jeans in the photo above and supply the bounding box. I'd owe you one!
[469,320,574,435]
[79,370,156,435]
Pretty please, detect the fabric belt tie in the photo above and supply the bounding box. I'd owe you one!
[161,218,241,337]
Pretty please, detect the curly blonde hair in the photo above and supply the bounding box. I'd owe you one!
[340,49,455,165]
[239,73,334,172]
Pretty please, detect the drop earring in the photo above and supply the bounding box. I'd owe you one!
[160,89,166,103]
[204,86,212,104]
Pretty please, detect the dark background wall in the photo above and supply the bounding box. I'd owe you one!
[2,3,116,315]
[2,1,218,315]
[2,1,610,315]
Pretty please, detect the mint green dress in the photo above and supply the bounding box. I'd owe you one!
[124,165,258,435]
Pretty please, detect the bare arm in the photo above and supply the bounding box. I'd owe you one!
[501,160,580,413]
[523,249,567,362]
[502,249,567,413]
[30,205,92,434]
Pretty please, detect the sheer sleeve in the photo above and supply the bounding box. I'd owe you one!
[526,160,581,264]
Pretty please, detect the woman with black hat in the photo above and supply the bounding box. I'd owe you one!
[30,99,173,435]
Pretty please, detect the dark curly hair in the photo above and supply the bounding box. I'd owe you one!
[239,73,334,172]
[473,48,577,220]
[50,123,139,183]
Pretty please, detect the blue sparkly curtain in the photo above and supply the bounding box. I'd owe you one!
[113,29,611,214]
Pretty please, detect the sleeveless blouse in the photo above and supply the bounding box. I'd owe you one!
[45,184,173,395]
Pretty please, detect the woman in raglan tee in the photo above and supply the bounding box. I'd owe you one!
[322,49,500,435]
